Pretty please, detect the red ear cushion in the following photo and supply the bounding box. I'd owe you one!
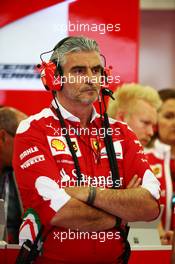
[102,66,115,89]
[40,61,62,91]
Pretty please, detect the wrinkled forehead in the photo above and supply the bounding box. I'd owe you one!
[159,98,175,112]
[63,51,104,68]
[130,99,157,118]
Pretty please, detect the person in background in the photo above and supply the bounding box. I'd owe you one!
[107,83,162,148]
[13,36,160,264]
[0,106,27,243]
[107,83,166,244]
[146,88,175,245]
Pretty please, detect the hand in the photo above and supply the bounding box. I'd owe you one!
[65,186,89,202]
[127,174,141,189]
[161,230,174,245]
[65,175,142,203]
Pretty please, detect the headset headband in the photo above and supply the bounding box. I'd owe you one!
[53,36,73,51]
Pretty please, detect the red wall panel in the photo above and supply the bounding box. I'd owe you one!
[69,0,139,84]
[0,0,139,115]
[0,90,52,115]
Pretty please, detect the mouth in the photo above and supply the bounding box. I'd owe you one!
[141,138,150,146]
[81,88,98,93]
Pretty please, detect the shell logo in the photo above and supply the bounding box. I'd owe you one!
[153,167,160,175]
[51,139,66,151]
[150,164,162,179]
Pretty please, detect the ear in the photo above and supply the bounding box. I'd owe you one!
[115,111,126,122]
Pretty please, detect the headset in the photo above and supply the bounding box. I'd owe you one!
[36,36,113,93]
[36,37,71,91]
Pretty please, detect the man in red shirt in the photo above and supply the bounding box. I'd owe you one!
[145,89,175,245]
[13,36,160,264]
[0,107,27,243]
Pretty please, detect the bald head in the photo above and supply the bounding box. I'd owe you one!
[0,107,27,171]
[0,107,27,135]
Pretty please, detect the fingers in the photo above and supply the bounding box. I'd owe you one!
[165,231,174,244]
[161,230,174,245]
[161,237,169,245]
[127,175,142,189]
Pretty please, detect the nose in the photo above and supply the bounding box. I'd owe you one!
[86,68,94,84]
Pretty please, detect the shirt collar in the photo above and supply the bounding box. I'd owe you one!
[51,98,99,123]
[153,139,171,159]
[155,139,171,152]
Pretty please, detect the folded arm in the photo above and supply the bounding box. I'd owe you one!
[50,197,116,231]
[65,186,159,222]
[50,175,143,230]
